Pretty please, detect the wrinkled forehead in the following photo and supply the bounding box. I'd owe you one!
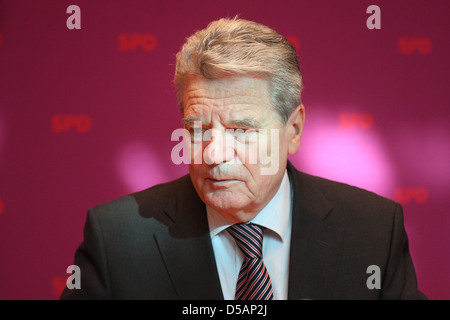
[183,75,269,104]
[181,75,277,123]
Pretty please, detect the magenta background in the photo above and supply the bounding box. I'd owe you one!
[0,0,449,300]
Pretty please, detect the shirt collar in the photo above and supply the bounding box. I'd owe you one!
[207,170,291,242]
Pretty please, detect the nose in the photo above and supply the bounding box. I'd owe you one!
[202,129,235,165]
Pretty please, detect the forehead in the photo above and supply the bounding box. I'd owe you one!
[182,75,273,121]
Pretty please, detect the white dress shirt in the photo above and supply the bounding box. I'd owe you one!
[206,170,292,300]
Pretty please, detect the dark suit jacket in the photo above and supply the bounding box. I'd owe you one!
[61,162,426,300]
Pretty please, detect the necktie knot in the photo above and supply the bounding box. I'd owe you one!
[228,223,264,259]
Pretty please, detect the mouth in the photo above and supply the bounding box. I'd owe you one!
[206,177,240,186]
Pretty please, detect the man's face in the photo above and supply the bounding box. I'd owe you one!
[182,75,302,223]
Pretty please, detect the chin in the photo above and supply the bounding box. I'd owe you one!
[204,192,250,214]
[205,191,244,207]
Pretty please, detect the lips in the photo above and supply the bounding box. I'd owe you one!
[207,177,237,182]
[206,177,240,185]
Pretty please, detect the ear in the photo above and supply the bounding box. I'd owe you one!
[287,104,305,155]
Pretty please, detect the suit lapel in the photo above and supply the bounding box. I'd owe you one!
[154,228,223,299]
[287,162,344,300]
[151,176,223,300]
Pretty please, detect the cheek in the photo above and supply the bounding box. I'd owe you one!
[236,130,281,166]
[188,165,204,190]
[243,167,272,194]
[235,141,257,166]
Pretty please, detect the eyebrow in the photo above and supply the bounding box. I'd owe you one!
[182,117,262,129]
[228,118,262,129]
[182,116,202,127]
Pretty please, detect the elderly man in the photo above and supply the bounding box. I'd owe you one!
[61,18,425,300]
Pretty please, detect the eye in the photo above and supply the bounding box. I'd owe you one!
[231,128,258,143]
[192,127,204,135]
[187,126,205,142]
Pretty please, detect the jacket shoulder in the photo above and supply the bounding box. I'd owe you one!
[88,174,196,225]
[303,172,398,212]
[288,164,400,229]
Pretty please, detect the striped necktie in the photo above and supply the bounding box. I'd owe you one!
[227,223,274,300]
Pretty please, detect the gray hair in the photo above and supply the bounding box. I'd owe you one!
[173,17,303,124]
